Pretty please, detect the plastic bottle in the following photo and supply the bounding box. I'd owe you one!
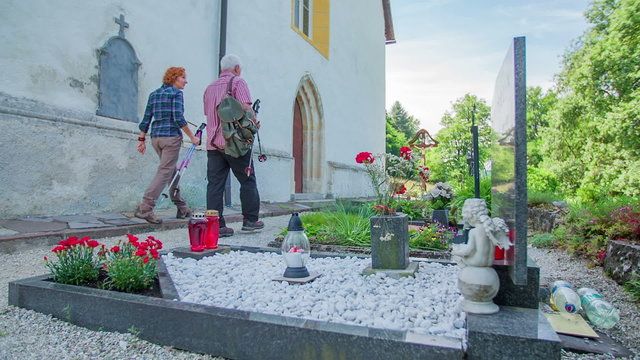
[577,287,620,329]
[551,280,582,313]
[204,210,220,249]
[188,212,207,252]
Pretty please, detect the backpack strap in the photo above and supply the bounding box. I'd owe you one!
[226,76,236,96]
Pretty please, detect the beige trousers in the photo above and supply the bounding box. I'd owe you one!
[139,136,188,212]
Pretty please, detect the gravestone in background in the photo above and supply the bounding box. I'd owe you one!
[96,15,140,122]
[490,36,528,286]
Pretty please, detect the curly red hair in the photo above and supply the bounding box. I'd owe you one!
[162,67,186,85]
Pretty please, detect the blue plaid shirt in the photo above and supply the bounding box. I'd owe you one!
[139,84,188,137]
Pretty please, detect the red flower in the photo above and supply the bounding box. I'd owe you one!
[135,249,147,257]
[392,184,407,195]
[355,152,375,164]
[43,256,48,261]
[399,146,412,160]
[51,246,65,253]
[126,234,139,243]
[80,236,91,244]
[136,242,149,250]
[143,257,150,264]
[150,249,159,259]
[111,246,120,253]
[86,240,100,248]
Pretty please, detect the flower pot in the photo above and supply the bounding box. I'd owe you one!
[370,214,409,270]
[431,209,450,226]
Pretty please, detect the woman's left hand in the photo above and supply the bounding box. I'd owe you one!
[137,141,146,154]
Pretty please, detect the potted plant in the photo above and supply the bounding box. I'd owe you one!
[355,147,430,270]
[424,182,455,226]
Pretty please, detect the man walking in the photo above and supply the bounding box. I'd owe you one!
[203,54,263,237]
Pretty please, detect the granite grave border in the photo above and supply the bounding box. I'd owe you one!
[9,245,561,359]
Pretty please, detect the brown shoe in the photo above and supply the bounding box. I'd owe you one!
[242,220,264,231]
[134,209,162,224]
[176,207,193,219]
[219,226,234,237]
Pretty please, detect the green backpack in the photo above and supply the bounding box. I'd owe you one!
[216,76,258,158]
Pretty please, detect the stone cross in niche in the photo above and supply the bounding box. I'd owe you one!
[115,14,129,38]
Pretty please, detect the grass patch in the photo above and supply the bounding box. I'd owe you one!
[529,233,555,248]
[624,275,640,303]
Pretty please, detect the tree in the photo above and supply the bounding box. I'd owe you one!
[526,87,557,167]
[389,101,420,140]
[543,0,640,199]
[385,113,407,155]
[429,94,493,189]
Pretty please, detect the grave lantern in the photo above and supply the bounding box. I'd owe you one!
[281,213,311,278]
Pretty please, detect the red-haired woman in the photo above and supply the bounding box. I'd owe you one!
[134,67,200,224]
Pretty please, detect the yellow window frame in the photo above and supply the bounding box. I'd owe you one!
[291,0,330,59]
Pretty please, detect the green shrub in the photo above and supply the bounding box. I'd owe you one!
[529,233,555,248]
[527,166,559,193]
[390,198,431,220]
[551,196,640,260]
[450,176,491,222]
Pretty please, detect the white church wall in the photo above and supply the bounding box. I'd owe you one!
[0,0,218,217]
[226,0,385,200]
[0,0,387,217]
[0,0,217,123]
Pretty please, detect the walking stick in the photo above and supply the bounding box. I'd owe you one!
[162,123,206,199]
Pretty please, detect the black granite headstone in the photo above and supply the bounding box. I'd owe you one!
[96,14,140,122]
[490,37,527,285]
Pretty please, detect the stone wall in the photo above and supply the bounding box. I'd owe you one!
[604,240,640,284]
[527,205,569,233]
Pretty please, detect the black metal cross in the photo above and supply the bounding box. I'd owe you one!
[115,14,129,38]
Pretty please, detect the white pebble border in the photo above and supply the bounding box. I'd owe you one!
[163,251,467,339]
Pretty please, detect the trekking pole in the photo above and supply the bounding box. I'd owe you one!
[245,100,262,176]
[162,123,206,199]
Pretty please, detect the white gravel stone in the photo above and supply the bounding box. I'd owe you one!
[164,251,466,339]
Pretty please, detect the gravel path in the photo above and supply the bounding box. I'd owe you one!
[529,247,640,359]
[0,217,638,359]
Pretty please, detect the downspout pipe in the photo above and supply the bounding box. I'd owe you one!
[219,0,232,207]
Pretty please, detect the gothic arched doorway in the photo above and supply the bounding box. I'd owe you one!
[292,74,324,195]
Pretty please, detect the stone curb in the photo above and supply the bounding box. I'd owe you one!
[0,206,317,254]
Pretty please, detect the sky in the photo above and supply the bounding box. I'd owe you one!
[385,0,593,134]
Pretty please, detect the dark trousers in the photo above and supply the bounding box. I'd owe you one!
[207,150,260,227]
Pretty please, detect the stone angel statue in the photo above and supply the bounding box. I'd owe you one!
[451,198,511,314]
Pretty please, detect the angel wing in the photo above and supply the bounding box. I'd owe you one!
[490,217,512,250]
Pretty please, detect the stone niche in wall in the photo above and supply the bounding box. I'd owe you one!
[96,15,140,122]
